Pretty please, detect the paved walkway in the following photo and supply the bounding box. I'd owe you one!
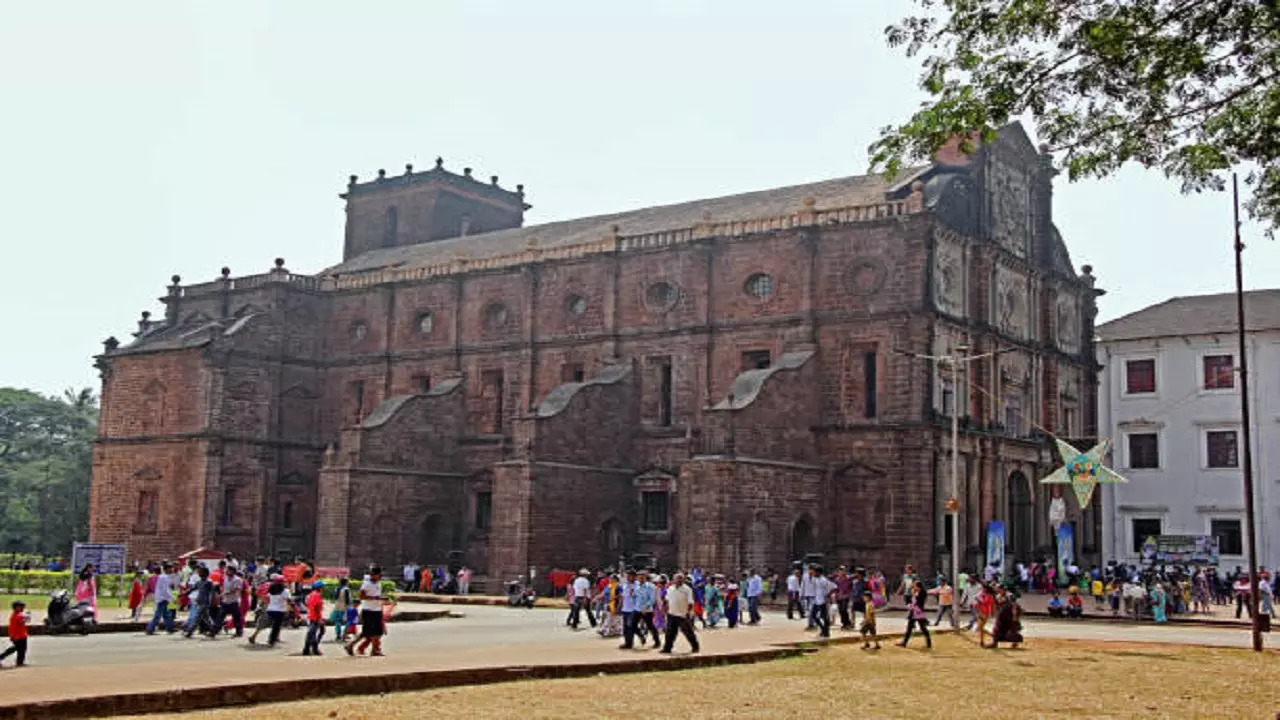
[0,603,1270,717]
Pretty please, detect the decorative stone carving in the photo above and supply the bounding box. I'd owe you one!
[1055,292,1080,353]
[843,259,887,296]
[989,160,1031,257]
[932,233,965,317]
[994,266,1027,338]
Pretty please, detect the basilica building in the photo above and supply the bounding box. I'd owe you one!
[89,124,1102,584]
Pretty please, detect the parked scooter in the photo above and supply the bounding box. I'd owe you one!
[44,589,95,634]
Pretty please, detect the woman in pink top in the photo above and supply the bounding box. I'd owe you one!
[74,564,98,621]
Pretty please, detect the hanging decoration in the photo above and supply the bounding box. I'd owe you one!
[1040,438,1127,509]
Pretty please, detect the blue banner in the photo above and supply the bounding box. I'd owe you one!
[1056,523,1075,580]
[985,521,1005,571]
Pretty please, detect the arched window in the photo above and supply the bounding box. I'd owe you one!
[383,206,399,248]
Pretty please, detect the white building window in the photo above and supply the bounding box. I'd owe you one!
[1130,517,1162,553]
[1123,357,1157,396]
[1204,429,1239,469]
[1201,353,1235,391]
[1125,432,1160,469]
[1210,518,1243,556]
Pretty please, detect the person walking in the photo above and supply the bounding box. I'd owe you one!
[568,569,595,630]
[745,568,763,625]
[929,577,957,628]
[302,580,326,656]
[660,573,700,654]
[0,601,30,667]
[618,569,640,649]
[785,568,803,620]
[347,566,387,657]
[329,577,353,642]
[834,567,854,630]
[219,566,246,637]
[146,563,178,634]
[808,566,834,638]
[898,580,932,649]
[636,570,660,647]
[183,566,215,638]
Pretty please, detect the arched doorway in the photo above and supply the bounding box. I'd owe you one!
[1007,471,1033,563]
[419,513,445,565]
[791,516,815,561]
[598,518,625,569]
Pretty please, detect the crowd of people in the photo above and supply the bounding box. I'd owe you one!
[118,556,395,657]
[562,563,1028,654]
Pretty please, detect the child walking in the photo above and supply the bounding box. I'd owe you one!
[859,592,880,650]
[1,601,31,667]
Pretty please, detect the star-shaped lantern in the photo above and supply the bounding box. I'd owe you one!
[1040,438,1127,508]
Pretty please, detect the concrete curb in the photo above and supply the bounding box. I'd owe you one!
[0,628,954,719]
[6,609,456,638]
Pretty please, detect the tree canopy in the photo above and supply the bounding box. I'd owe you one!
[870,0,1280,235]
[0,388,97,557]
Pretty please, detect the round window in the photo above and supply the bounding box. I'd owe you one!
[646,281,677,311]
[744,273,774,299]
[567,294,587,316]
[416,312,434,335]
[484,303,508,328]
[349,321,368,343]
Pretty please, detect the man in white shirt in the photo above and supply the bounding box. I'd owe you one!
[660,573,700,654]
[568,569,595,630]
[785,568,803,620]
[800,567,817,628]
[809,566,834,638]
[745,569,764,625]
[219,567,246,636]
[618,569,640,649]
[146,563,178,634]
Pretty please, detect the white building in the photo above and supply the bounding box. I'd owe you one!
[1098,290,1280,569]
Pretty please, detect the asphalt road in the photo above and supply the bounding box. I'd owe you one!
[22,603,1264,670]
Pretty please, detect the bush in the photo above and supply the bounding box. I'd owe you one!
[0,570,137,598]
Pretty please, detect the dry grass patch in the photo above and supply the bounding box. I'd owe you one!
[132,635,1278,720]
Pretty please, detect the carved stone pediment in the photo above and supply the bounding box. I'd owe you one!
[1055,291,1081,353]
[932,230,966,317]
[989,159,1032,257]
[994,265,1028,338]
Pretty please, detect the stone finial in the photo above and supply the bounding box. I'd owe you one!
[323,443,337,467]
[348,174,358,186]
[1039,142,1052,154]
[911,179,925,193]
[491,175,499,185]
[141,310,151,320]
[517,184,524,195]
[1081,264,1093,276]
[463,167,473,178]
[273,258,287,273]
[802,196,816,208]
[221,267,231,279]
[405,163,413,175]
[377,168,386,179]
[170,274,181,285]
[103,336,119,352]
[435,157,444,169]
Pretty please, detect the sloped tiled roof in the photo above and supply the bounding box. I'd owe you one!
[1097,290,1280,341]
[325,168,929,276]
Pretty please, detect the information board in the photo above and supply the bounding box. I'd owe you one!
[71,542,128,575]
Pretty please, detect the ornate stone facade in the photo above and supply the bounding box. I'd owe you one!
[89,124,1104,584]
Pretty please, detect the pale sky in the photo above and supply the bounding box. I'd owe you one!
[2,2,1275,396]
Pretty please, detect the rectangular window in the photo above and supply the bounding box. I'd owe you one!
[1206,430,1239,468]
[1203,354,1235,390]
[1125,359,1156,394]
[1131,518,1162,553]
[641,491,669,531]
[741,350,772,371]
[482,370,504,432]
[221,488,236,527]
[1060,405,1076,436]
[281,500,294,530]
[943,514,954,553]
[561,363,585,384]
[412,374,432,394]
[135,491,157,532]
[1127,433,1159,469]
[349,380,365,423]
[940,378,955,416]
[1211,519,1243,556]
[863,351,878,418]
[474,491,492,531]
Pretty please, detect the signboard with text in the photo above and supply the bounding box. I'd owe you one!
[71,542,128,575]
[1144,535,1220,565]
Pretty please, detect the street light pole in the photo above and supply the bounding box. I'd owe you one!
[949,345,967,589]
[1232,173,1263,652]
